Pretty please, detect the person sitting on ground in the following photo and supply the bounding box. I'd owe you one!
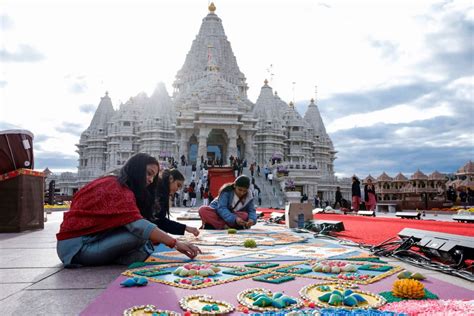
[198,175,257,230]
[152,169,199,236]
[56,153,201,267]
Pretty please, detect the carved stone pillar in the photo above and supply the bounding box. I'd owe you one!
[245,133,255,163]
[178,132,188,161]
[197,128,208,162]
[227,128,238,161]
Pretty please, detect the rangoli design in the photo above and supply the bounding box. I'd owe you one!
[179,230,306,246]
[275,266,312,274]
[123,304,180,316]
[173,263,220,277]
[222,267,260,276]
[179,294,234,315]
[300,282,386,309]
[123,262,263,289]
[271,260,401,284]
[237,288,303,312]
[252,273,295,284]
[244,262,279,269]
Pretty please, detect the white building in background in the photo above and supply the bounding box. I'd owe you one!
[74,3,348,202]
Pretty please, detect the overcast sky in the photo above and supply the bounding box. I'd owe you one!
[0,0,472,178]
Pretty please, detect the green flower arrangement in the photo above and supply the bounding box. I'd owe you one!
[243,239,257,248]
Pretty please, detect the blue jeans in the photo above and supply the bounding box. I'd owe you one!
[58,219,156,267]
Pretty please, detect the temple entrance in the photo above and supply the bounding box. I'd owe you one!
[207,129,227,164]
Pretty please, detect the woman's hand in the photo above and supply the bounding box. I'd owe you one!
[235,217,246,227]
[185,226,200,236]
[244,219,255,229]
[175,241,202,259]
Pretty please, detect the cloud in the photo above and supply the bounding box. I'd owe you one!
[368,38,400,60]
[0,80,7,88]
[325,72,473,178]
[0,44,45,62]
[55,122,85,136]
[65,75,88,94]
[34,151,77,171]
[0,14,13,30]
[70,82,87,94]
[331,111,474,178]
[420,3,474,79]
[318,2,331,9]
[0,121,20,130]
[79,103,96,113]
[334,144,472,179]
[327,102,453,133]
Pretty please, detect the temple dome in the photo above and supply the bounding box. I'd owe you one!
[377,172,392,181]
[457,161,474,174]
[393,172,408,181]
[411,169,428,180]
[429,170,445,180]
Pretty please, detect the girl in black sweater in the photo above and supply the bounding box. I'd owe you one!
[153,169,200,236]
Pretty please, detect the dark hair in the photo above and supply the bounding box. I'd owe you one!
[117,153,159,219]
[234,175,250,188]
[156,169,184,218]
[217,176,250,197]
[218,182,235,196]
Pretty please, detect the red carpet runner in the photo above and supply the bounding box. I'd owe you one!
[314,214,474,245]
[256,208,473,246]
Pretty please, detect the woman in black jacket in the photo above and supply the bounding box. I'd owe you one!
[153,169,200,236]
[351,176,361,212]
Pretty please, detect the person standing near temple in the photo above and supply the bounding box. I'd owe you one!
[351,176,361,212]
[459,188,467,206]
[249,163,255,177]
[334,186,342,209]
[182,187,189,207]
[446,186,457,204]
[191,164,197,181]
[268,172,273,185]
[364,178,377,211]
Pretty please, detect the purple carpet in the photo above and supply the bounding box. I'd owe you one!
[80,271,474,315]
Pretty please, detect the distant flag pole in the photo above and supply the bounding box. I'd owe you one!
[292,81,296,103]
[315,85,318,105]
[266,64,274,85]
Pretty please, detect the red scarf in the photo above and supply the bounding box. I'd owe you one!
[56,176,143,241]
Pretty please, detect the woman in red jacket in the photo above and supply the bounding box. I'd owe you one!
[56,153,200,267]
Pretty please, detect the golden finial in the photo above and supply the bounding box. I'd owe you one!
[209,2,216,13]
[289,101,294,108]
[310,98,314,103]
[264,79,268,85]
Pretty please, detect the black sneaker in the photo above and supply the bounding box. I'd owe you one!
[203,223,215,230]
